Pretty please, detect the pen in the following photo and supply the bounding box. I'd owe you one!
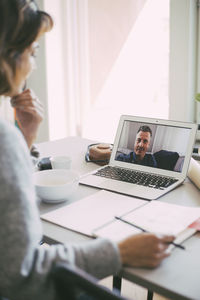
[114,216,185,250]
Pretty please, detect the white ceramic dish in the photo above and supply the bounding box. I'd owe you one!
[33,169,79,203]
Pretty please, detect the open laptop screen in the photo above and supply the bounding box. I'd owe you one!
[115,120,191,173]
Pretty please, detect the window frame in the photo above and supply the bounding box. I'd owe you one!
[169,0,198,122]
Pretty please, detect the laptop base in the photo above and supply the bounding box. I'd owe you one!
[79,174,182,200]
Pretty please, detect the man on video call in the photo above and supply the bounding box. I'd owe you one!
[117,125,157,167]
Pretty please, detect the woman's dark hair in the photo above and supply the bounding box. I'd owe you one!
[0,0,53,95]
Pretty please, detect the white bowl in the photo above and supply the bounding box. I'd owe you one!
[33,169,79,203]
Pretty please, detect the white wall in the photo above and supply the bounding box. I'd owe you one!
[153,127,190,155]
[88,0,147,104]
[169,0,197,122]
[27,0,49,142]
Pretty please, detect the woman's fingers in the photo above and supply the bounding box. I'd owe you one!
[118,233,175,268]
[10,89,44,148]
[11,89,44,121]
[12,100,43,111]
[11,88,41,105]
[11,89,43,108]
[11,100,43,112]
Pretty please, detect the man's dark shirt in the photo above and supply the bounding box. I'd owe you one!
[116,151,157,167]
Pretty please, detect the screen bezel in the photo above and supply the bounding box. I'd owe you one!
[109,115,197,179]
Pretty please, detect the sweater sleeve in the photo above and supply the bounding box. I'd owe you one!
[0,120,121,300]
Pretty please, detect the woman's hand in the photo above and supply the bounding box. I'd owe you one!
[118,233,175,268]
[11,89,44,148]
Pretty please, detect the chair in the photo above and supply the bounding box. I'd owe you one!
[52,262,128,300]
[154,150,179,171]
[112,276,153,300]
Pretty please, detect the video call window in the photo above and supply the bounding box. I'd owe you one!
[115,121,191,172]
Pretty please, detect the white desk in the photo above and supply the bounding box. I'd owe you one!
[37,136,200,300]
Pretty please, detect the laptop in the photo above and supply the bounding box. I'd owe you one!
[79,115,197,200]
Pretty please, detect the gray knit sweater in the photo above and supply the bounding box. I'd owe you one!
[0,119,121,300]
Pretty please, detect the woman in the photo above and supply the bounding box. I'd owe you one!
[0,1,174,299]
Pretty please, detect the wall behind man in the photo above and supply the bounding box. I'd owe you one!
[27,0,49,143]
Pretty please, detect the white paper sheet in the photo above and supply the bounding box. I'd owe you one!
[94,202,199,243]
[41,190,146,236]
[93,220,142,242]
[123,201,200,235]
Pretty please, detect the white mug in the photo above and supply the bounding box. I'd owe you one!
[50,156,72,170]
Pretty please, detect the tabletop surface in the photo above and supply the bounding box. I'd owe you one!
[36,136,200,300]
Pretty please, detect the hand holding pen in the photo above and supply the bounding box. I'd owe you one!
[115,216,185,250]
[118,229,175,268]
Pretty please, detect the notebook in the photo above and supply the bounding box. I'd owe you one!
[41,190,199,247]
[79,115,197,200]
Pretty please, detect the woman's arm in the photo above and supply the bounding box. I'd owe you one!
[10,89,43,148]
[0,120,173,300]
[0,120,121,300]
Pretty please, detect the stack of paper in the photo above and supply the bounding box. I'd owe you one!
[41,190,200,243]
[41,190,146,236]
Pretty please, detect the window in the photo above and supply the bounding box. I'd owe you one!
[83,0,170,142]
[40,0,197,143]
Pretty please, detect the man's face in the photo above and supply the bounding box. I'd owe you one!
[134,131,151,160]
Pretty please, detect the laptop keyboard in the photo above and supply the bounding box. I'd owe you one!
[94,166,178,190]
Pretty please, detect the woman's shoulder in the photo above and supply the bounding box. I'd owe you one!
[0,118,23,139]
[0,118,28,152]
[0,118,17,134]
[0,118,33,173]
